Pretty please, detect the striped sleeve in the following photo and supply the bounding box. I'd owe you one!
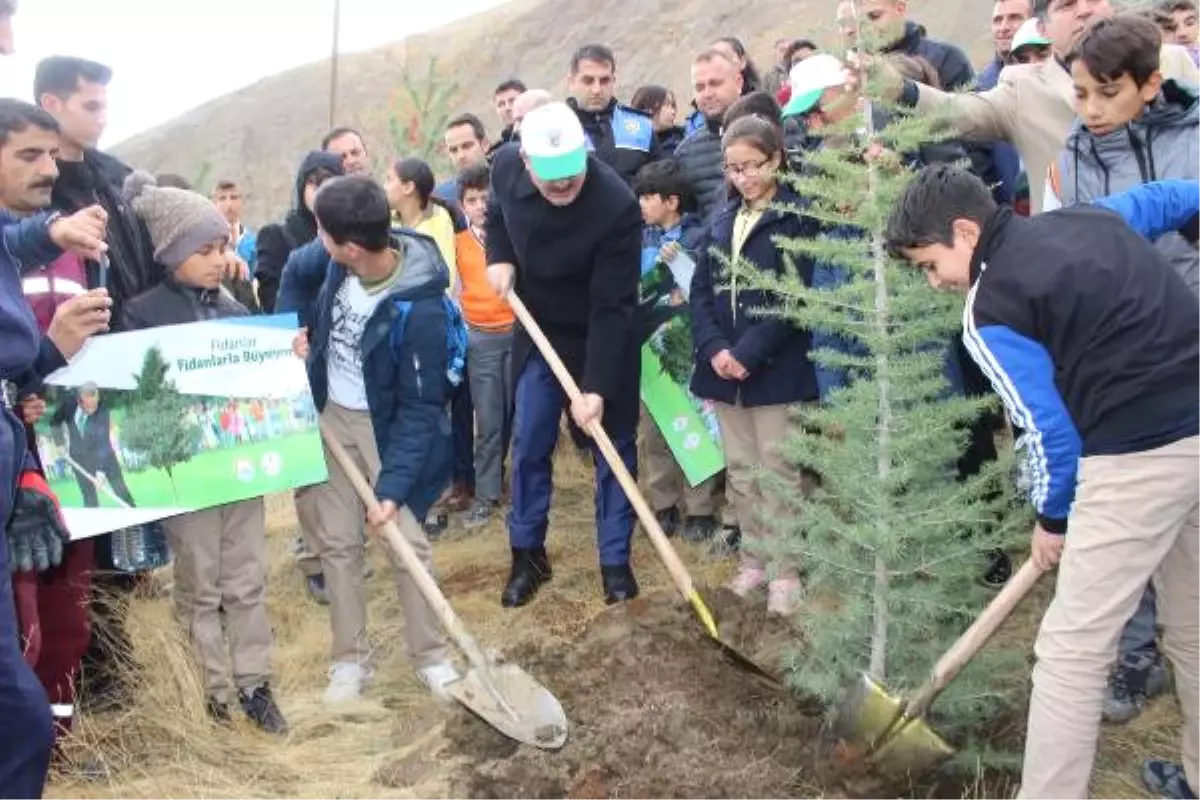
[962,288,1081,533]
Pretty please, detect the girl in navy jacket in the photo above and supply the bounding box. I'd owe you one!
[689,115,820,616]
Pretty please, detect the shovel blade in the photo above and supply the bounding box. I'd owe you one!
[827,672,905,763]
[445,662,568,750]
[869,716,955,781]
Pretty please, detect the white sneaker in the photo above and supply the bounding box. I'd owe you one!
[416,661,461,703]
[323,661,371,704]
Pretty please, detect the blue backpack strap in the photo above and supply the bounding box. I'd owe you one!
[389,295,469,391]
[612,106,654,152]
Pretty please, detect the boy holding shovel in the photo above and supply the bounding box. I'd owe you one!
[886,164,1198,799]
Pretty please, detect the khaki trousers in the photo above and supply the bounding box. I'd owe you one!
[163,497,271,703]
[312,402,448,668]
[640,404,721,518]
[714,400,817,572]
[1019,436,1199,798]
[293,485,324,578]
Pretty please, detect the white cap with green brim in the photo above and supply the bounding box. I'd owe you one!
[1011,18,1051,54]
[520,101,589,181]
[782,53,850,118]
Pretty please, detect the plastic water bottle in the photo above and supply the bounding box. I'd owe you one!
[110,521,171,573]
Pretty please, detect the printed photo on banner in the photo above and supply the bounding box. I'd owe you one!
[33,313,328,539]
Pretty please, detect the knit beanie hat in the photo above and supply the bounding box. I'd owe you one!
[123,170,230,270]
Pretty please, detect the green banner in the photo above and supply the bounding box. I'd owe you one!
[640,344,724,486]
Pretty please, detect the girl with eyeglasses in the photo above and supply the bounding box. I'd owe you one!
[688,115,822,617]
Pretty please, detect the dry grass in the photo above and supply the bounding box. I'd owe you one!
[46,444,1178,798]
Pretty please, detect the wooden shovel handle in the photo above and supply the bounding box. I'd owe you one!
[507,292,711,624]
[903,559,1044,719]
[318,424,492,672]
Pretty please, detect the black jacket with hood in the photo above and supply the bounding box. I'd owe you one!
[254,150,344,313]
[50,148,159,320]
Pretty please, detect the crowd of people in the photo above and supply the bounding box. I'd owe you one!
[0,0,1197,798]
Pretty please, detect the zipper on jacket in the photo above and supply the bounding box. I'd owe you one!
[413,353,423,397]
[1126,128,1152,185]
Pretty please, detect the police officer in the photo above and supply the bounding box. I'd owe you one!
[485,102,642,608]
[565,44,663,186]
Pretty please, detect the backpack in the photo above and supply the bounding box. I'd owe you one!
[22,252,90,334]
[388,294,469,391]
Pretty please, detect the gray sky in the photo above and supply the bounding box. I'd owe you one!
[0,0,509,146]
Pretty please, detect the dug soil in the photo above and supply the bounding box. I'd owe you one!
[444,588,826,799]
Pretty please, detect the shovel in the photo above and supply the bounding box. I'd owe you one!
[318,425,569,750]
[827,559,1045,780]
[506,290,780,685]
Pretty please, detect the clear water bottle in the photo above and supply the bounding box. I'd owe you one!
[110,521,171,573]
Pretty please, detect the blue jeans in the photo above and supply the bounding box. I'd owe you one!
[507,353,636,566]
[1118,584,1159,662]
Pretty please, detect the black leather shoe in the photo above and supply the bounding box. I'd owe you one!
[501,548,551,608]
[682,514,717,542]
[240,683,288,735]
[654,507,681,537]
[601,564,639,605]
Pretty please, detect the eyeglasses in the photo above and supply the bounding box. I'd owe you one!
[722,158,772,178]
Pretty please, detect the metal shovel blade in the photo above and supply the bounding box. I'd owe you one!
[826,672,953,778]
[445,662,569,750]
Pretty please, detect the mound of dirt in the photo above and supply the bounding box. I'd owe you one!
[444,589,822,799]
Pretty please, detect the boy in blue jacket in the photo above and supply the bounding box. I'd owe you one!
[632,159,725,543]
[887,164,1199,800]
[291,175,459,705]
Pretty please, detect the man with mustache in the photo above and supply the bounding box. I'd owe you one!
[485,102,642,608]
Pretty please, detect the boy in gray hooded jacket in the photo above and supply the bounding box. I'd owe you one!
[1046,12,1199,731]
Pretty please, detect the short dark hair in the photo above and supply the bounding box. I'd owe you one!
[629,85,674,116]
[722,115,787,166]
[1161,0,1197,13]
[313,175,391,252]
[446,112,487,141]
[457,161,490,200]
[784,39,819,64]
[393,156,436,210]
[1067,14,1162,87]
[213,179,240,193]
[321,126,365,151]
[570,43,616,73]
[633,159,697,213]
[723,91,783,130]
[155,173,192,190]
[34,56,113,103]
[495,78,527,95]
[0,99,60,147]
[884,165,997,259]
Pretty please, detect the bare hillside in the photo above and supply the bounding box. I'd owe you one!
[112,0,995,225]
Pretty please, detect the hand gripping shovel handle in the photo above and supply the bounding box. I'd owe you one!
[317,424,497,679]
[506,291,719,639]
[902,559,1044,720]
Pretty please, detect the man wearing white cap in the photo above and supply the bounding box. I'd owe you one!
[485,101,642,608]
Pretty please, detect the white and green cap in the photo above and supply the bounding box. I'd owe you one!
[520,101,589,181]
[1011,18,1051,54]
[782,53,850,118]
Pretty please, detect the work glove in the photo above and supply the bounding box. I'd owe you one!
[6,470,70,573]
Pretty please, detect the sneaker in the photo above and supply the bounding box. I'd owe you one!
[682,515,717,542]
[727,564,767,598]
[767,577,803,616]
[654,507,681,537]
[979,549,1012,589]
[709,524,742,558]
[239,683,288,735]
[306,573,330,605]
[1143,760,1198,800]
[424,511,449,540]
[206,696,232,725]
[1103,651,1170,723]
[324,661,371,704]
[463,498,499,529]
[416,661,461,703]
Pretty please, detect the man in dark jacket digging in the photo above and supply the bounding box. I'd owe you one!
[486,101,642,608]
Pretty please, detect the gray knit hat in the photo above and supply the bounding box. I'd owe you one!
[123,170,229,270]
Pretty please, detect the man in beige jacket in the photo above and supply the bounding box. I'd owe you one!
[885,0,1198,212]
